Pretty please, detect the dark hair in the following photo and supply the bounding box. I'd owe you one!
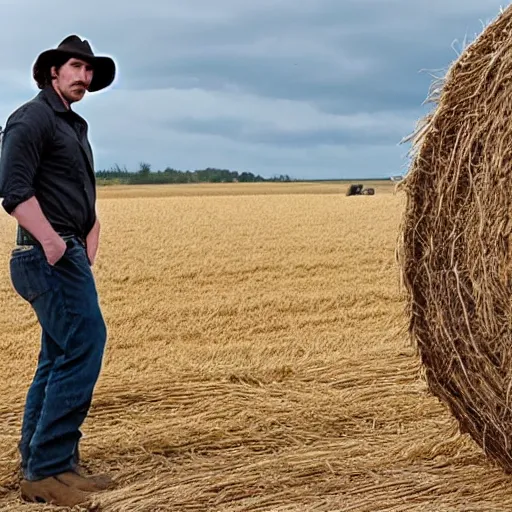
[33,53,73,89]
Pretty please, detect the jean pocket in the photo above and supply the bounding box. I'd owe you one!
[10,248,52,303]
[62,238,90,267]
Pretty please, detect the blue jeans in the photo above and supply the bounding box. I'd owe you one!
[9,237,107,481]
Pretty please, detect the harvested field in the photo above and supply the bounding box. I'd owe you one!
[1,181,511,511]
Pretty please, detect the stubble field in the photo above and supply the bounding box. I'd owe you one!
[1,181,512,511]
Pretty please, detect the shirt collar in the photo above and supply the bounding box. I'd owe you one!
[39,86,88,128]
[40,86,71,114]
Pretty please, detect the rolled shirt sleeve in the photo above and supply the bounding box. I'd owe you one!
[0,102,55,214]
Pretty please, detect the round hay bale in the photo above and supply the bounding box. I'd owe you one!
[398,7,512,473]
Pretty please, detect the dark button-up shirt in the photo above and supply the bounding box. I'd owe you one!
[0,86,97,238]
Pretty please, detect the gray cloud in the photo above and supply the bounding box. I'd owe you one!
[0,0,508,178]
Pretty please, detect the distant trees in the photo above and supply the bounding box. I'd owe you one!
[138,161,151,176]
[95,163,280,185]
[271,174,292,182]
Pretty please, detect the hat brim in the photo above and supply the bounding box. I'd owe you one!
[34,48,116,92]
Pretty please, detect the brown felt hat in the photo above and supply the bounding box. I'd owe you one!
[33,35,116,92]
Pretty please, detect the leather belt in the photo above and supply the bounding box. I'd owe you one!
[16,225,86,248]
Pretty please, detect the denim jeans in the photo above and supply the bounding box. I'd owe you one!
[9,237,107,481]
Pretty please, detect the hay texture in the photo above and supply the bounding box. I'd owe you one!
[398,6,512,473]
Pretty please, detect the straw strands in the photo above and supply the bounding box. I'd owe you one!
[398,5,512,473]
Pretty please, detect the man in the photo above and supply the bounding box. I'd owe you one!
[0,35,116,507]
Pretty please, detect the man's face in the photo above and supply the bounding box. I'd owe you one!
[51,57,94,105]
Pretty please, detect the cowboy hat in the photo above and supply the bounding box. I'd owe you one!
[33,35,116,92]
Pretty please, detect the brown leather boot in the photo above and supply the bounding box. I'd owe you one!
[81,471,115,491]
[20,476,93,507]
[56,470,114,492]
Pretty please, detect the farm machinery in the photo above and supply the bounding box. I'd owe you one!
[346,184,375,196]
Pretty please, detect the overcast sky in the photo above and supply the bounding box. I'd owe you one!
[0,0,508,179]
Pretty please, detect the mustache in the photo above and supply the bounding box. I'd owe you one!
[72,81,88,89]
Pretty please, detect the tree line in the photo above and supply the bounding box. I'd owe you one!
[95,162,292,185]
